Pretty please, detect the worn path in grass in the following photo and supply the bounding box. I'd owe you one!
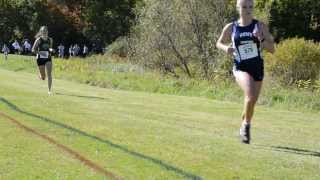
[0,68,319,179]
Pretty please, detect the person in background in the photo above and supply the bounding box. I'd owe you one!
[32,26,54,95]
[2,44,10,61]
[73,44,80,56]
[83,44,88,58]
[23,39,32,55]
[12,40,21,54]
[69,45,73,58]
[58,43,65,58]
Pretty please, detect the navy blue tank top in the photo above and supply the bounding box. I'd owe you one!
[231,19,262,64]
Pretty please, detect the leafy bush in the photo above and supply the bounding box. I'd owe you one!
[128,0,231,78]
[265,38,320,85]
[105,36,129,57]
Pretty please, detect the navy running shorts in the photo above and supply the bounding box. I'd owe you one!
[233,59,264,81]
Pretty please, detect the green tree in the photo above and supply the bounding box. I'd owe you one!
[0,0,85,46]
[82,0,140,45]
[0,0,140,47]
[269,0,320,42]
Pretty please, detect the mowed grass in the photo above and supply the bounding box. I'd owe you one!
[1,54,320,113]
[0,68,319,179]
[0,117,106,179]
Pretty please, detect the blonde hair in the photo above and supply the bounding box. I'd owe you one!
[237,0,254,7]
[35,26,48,39]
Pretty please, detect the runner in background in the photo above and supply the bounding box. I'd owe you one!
[32,26,54,95]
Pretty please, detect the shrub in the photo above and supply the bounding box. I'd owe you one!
[105,36,129,57]
[265,38,320,85]
[128,0,230,78]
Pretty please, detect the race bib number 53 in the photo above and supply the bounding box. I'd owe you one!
[238,43,258,60]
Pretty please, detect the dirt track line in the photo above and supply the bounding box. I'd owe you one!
[0,111,122,180]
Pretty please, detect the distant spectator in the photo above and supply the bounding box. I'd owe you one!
[2,44,10,61]
[69,45,73,58]
[57,43,65,58]
[23,39,32,55]
[83,44,88,57]
[73,44,80,56]
[12,40,21,54]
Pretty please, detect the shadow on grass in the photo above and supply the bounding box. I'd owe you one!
[254,144,320,158]
[56,92,109,101]
[0,97,202,180]
[14,67,26,72]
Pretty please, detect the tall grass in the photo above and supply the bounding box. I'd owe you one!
[1,54,319,112]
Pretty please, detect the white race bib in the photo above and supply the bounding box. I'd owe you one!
[39,51,49,58]
[238,43,258,60]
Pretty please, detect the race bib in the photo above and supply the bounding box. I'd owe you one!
[238,43,258,60]
[39,51,49,58]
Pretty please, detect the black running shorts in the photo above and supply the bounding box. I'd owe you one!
[233,59,264,81]
[37,58,51,66]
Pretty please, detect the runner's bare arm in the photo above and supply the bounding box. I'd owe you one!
[259,22,275,53]
[216,23,234,55]
[49,38,54,53]
[32,38,40,53]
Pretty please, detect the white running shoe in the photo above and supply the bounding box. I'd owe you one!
[239,123,251,144]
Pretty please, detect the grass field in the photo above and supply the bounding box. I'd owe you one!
[0,59,319,179]
[1,54,320,113]
[0,61,320,179]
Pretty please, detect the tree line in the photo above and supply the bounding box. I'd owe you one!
[0,0,141,48]
[1,0,319,81]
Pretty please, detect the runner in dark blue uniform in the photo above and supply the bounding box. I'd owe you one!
[216,0,275,144]
[32,26,54,95]
[232,19,264,81]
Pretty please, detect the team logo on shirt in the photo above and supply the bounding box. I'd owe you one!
[239,32,253,38]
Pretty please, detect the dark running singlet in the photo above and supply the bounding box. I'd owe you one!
[36,38,52,66]
[231,19,264,81]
